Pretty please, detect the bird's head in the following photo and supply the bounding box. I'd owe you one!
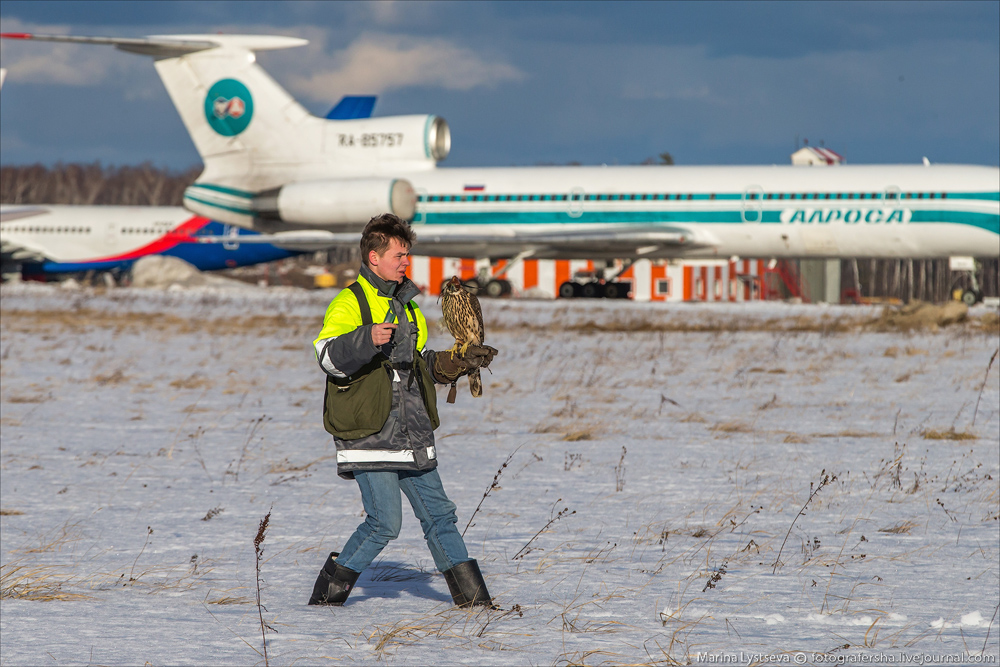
[443,275,464,296]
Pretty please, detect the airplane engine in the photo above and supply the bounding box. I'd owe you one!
[254,178,417,227]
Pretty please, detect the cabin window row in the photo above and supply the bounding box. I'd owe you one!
[753,192,948,200]
[419,192,953,203]
[122,228,159,234]
[5,226,92,233]
[421,193,698,202]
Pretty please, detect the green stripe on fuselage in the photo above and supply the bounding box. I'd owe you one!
[189,183,255,199]
[419,208,998,232]
[909,210,1000,232]
[183,193,253,216]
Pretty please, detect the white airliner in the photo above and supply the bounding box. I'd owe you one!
[2,32,997,298]
[0,205,314,278]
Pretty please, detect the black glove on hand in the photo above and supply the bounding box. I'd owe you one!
[432,345,499,384]
[464,344,497,370]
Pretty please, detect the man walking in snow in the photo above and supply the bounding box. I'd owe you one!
[308,213,497,608]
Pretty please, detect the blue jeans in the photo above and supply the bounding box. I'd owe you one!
[335,468,471,574]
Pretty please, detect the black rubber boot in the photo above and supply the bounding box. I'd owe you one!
[442,559,495,608]
[308,552,360,606]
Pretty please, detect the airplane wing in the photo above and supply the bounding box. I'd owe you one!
[0,32,217,57]
[414,227,692,246]
[1,206,51,262]
[191,224,718,257]
[410,224,718,258]
[1,205,50,223]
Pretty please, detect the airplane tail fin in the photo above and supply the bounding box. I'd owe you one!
[0,33,315,189]
[326,96,377,120]
[2,33,442,229]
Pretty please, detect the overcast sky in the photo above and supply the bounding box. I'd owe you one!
[1,1,997,171]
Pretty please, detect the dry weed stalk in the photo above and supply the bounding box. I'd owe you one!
[772,470,838,573]
[463,446,519,537]
[226,414,271,483]
[984,604,999,656]
[201,506,224,521]
[254,509,272,667]
[972,347,998,426]
[614,445,627,492]
[512,502,576,561]
[125,526,153,585]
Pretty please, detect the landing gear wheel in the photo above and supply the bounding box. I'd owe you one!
[604,282,630,299]
[960,289,982,306]
[581,282,605,299]
[558,281,578,299]
[484,280,506,298]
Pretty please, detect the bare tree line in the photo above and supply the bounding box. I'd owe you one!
[843,258,999,301]
[1,162,200,206]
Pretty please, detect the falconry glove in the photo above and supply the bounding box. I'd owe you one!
[432,345,499,402]
[465,344,497,369]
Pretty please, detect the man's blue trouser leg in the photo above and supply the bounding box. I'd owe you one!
[336,468,471,574]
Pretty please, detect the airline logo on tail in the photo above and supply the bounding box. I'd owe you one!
[204,79,253,136]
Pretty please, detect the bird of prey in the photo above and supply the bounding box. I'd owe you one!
[440,275,485,398]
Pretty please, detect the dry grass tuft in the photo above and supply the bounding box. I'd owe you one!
[16,521,84,554]
[878,521,918,534]
[558,314,858,334]
[0,563,90,601]
[6,394,47,404]
[679,412,707,423]
[562,431,592,442]
[94,369,128,385]
[0,508,26,516]
[265,456,331,474]
[170,373,213,390]
[782,433,810,444]
[977,311,1000,333]
[812,430,881,439]
[921,428,976,441]
[867,301,967,331]
[1,307,323,337]
[206,595,254,605]
[711,421,752,434]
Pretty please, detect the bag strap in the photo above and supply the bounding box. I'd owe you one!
[348,281,373,326]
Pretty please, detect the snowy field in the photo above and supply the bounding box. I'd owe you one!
[1,283,998,666]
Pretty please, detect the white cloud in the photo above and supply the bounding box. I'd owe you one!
[286,32,525,99]
[367,1,404,25]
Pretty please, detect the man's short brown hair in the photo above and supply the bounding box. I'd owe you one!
[360,213,416,266]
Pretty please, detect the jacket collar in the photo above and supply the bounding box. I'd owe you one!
[360,263,420,303]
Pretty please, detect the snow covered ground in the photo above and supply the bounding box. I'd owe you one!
[1,283,998,666]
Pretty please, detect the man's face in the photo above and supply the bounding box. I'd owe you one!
[369,237,411,283]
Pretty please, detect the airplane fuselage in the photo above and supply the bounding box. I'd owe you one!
[397,163,999,260]
[0,205,300,275]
